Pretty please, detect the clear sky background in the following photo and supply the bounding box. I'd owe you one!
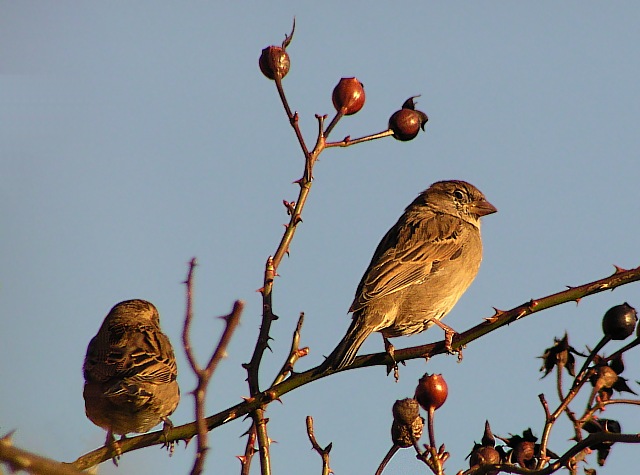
[2,3,639,474]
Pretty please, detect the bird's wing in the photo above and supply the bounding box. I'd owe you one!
[84,323,177,385]
[350,210,467,313]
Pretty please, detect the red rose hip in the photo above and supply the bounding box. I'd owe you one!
[332,77,365,115]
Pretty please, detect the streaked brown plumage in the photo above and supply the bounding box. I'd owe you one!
[321,180,497,370]
[83,299,179,447]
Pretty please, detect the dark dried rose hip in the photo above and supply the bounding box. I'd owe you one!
[259,46,290,80]
[602,303,637,340]
[470,446,501,474]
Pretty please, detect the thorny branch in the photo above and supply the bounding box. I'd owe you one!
[241,314,309,475]
[243,20,369,475]
[536,367,595,468]
[68,265,640,470]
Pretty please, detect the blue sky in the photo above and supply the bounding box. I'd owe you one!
[2,2,639,474]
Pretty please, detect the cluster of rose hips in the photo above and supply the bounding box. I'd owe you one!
[467,423,559,474]
[379,373,448,473]
[465,303,638,474]
[389,373,449,447]
[259,34,428,142]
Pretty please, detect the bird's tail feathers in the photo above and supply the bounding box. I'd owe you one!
[318,318,372,372]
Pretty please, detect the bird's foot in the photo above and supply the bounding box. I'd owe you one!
[161,418,175,456]
[444,328,465,361]
[432,319,460,356]
[383,337,403,382]
[444,328,455,353]
[105,432,123,466]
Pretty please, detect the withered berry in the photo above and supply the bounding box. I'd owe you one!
[539,333,583,378]
[498,429,540,469]
[469,446,501,474]
[392,398,420,426]
[390,398,423,448]
[414,373,448,412]
[602,303,637,340]
[391,417,424,448]
[468,422,501,475]
[332,77,365,115]
[259,46,290,80]
[584,418,622,466]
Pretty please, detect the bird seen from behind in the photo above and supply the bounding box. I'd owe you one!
[83,299,180,456]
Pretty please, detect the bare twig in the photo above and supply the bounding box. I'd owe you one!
[323,109,344,139]
[306,417,332,475]
[541,431,640,475]
[573,335,611,388]
[375,445,400,475]
[238,427,257,475]
[240,313,309,473]
[182,258,199,371]
[603,336,640,364]
[182,259,244,475]
[554,359,579,427]
[537,366,594,469]
[273,312,309,383]
[325,129,395,148]
[0,432,86,475]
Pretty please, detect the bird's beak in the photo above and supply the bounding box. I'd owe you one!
[471,199,498,217]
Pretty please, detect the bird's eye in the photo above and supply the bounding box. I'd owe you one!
[453,190,464,200]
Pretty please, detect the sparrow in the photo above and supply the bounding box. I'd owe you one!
[83,299,179,455]
[320,180,497,371]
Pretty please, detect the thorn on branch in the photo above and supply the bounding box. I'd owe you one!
[613,264,628,274]
[283,200,296,215]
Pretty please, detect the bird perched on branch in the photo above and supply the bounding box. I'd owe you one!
[83,299,180,455]
[320,180,497,371]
